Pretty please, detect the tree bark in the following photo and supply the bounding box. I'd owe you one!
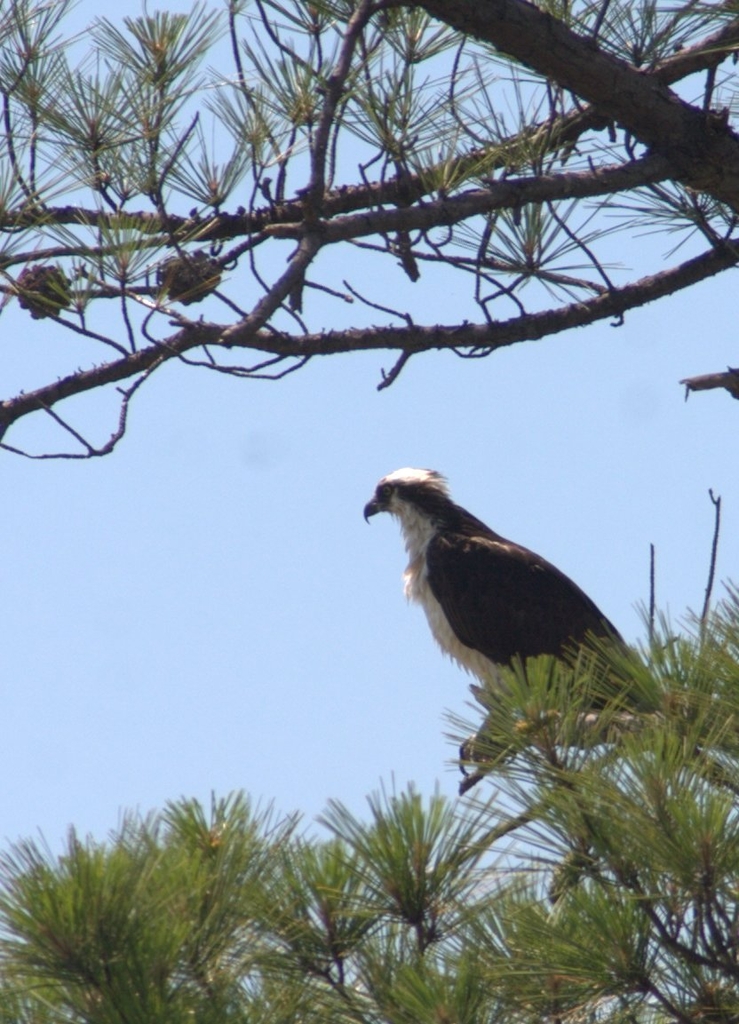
[417,0,739,210]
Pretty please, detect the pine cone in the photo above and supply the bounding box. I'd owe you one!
[157,251,221,305]
[17,264,71,320]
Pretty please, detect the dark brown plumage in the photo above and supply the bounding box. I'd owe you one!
[426,527,618,665]
[365,468,621,679]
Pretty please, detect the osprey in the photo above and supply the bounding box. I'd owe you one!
[364,468,620,682]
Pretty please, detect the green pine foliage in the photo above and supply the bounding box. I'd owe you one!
[3,596,739,1022]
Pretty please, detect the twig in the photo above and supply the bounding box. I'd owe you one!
[342,279,413,322]
[590,0,613,42]
[0,369,157,459]
[304,0,378,208]
[701,489,722,628]
[649,542,656,643]
[378,351,412,391]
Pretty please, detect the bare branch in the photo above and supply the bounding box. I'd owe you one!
[701,489,722,627]
[0,369,156,459]
[378,351,412,390]
[304,0,378,207]
[649,543,656,644]
[681,368,739,401]
[2,240,735,442]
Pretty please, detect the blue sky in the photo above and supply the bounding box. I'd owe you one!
[1,0,738,847]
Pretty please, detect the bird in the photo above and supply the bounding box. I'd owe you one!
[363,467,621,684]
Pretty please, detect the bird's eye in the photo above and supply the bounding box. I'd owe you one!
[379,483,393,499]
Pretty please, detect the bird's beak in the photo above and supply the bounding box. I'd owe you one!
[363,498,380,522]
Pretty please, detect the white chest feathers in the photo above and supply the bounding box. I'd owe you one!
[395,510,499,684]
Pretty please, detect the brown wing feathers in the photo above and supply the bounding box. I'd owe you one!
[425,530,619,666]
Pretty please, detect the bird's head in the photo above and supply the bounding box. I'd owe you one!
[363,468,450,523]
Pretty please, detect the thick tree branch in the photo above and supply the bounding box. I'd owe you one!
[416,0,739,210]
[0,95,669,265]
[264,155,670,243]
[2,242,734,442]
[2,119,635,256]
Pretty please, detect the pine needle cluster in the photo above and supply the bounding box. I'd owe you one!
[2,595,739,1022]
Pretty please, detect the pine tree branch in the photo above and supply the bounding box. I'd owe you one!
[4,1,739,449]
[653,12,739,84]
[265,155,670,243]
[3,132,654,253]
[2,241,734,446]
[0,157,669,297]
[415,0,739,211]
